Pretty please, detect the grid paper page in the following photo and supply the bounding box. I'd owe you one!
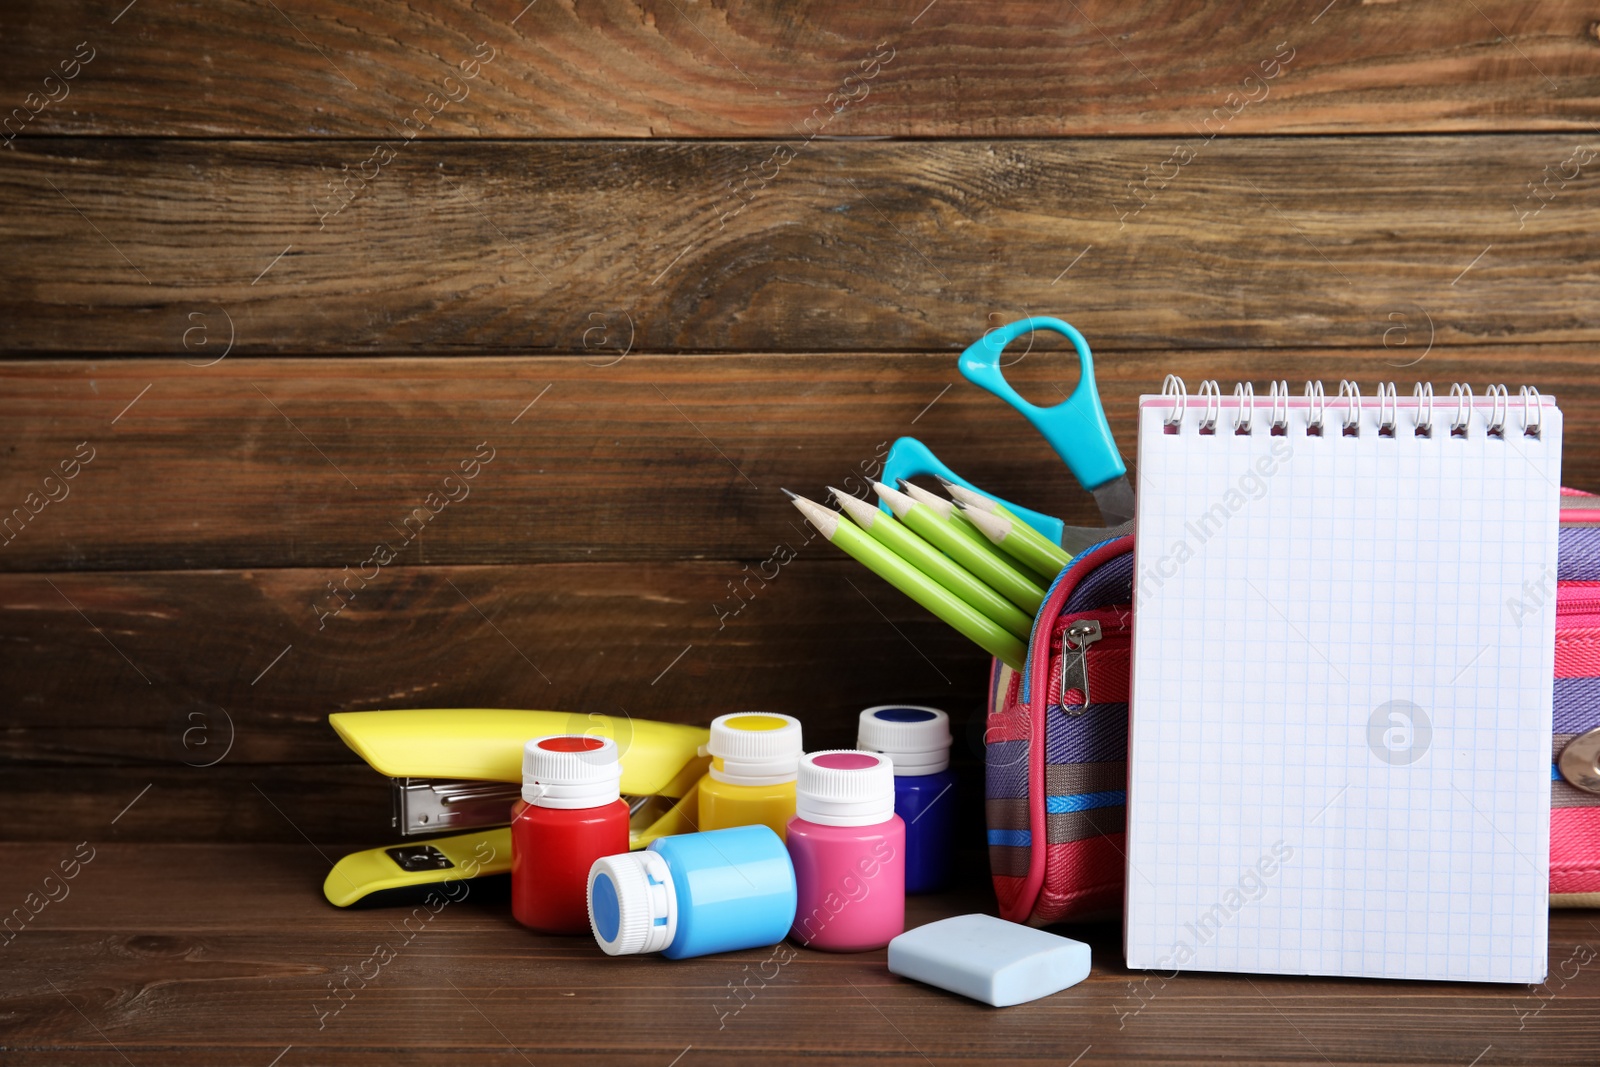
[1124,392,1560,983]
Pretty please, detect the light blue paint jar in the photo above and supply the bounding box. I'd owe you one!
[586,825,797,959]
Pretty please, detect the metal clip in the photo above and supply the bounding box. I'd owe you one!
[392,778,656,836]
[1558,727,1600,796]
[392,778,523,836]
[1058,619,1103,716]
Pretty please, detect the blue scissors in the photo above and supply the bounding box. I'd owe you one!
[880,316,1134,538]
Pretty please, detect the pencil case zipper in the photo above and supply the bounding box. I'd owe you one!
[1557,581,1600,616]
[1046,608,1131,714]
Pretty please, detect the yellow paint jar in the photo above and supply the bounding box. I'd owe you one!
[697,712,804,840]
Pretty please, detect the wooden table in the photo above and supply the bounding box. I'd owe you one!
[2,842,1594,1065]
[5,2,1600,1062]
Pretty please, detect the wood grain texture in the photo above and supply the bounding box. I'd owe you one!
[0,562,998,722]
[1,350,1595,573]
[0,766,394,846]
[0,561,998,843]
[5,136,1600,354]
[4,2,1600,139]
[0,843,1595,1065]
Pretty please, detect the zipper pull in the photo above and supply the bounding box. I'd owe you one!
[1058,619,1103,716]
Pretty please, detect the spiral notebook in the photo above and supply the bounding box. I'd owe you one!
[1124,381,1561,983]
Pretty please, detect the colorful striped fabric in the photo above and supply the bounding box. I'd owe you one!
[988,490,1600,924]
[986,538,1134,922]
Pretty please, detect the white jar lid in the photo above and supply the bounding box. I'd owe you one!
[588,850,678,956]
[705,713,803,786]
[857,705,952,775]
[522,735,622,808]
[795,749,896,826]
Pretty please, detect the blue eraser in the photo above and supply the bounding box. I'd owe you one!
[887,913,1090,1007]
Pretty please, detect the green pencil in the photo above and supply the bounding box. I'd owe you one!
[830,488,1035,641]
[904,478,1052,583]
[787,491,1027,671]
[874,480,1047,616]
[939,481,1068,575]
[958,502,1074,579]
[897,479,995,550]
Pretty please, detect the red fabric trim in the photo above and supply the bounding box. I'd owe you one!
[1034,836,1127,923]
[1551,806,1600,894]
[987,669,1029,744]
[1555,630,1600,677]
[992,874,1027,917]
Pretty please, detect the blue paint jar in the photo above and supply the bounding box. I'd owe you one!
[858,705,955,894]
[586,825,797,959]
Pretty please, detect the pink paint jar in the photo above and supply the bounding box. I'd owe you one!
[786,750,905,952]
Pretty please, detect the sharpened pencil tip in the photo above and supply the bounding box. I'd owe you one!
[943,481,997,512]
[960,502,1009,542]
[786,491,839,539]
[874,479,914,518]
[780,487,799,500]
[826,486,847,502]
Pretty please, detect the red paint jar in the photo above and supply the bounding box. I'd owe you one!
[511,735,630,935]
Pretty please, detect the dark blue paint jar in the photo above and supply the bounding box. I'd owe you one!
[858,706,955,894]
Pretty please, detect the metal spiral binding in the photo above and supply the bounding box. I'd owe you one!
[1338,380,1362,435]
[1414,382,1434,437]
[1520,386,1543,439]
[1376,383,1398,437]
[1161,374,1186,429]
[1450,383,1474,437]
[1304,380,1326,436]
[1485,384,1509,437]
[1154,380,1546,440]
[1233,382,1254,434]
[1197,380,1222,434]
[1269,380,1290,435]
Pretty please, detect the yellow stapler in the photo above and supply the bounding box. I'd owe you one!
[323,708,710,907]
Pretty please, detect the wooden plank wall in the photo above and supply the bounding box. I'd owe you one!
[3,1,1598,842]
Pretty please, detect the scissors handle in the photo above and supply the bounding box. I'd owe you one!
[958,317,1126,492]
[879,437,1065,545]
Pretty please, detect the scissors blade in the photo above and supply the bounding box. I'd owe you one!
[1058,518,1133,555]
[1091,475,1136,527]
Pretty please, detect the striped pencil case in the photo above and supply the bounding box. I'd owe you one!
[1553,489,1600,907]
[985,490,1600,925]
